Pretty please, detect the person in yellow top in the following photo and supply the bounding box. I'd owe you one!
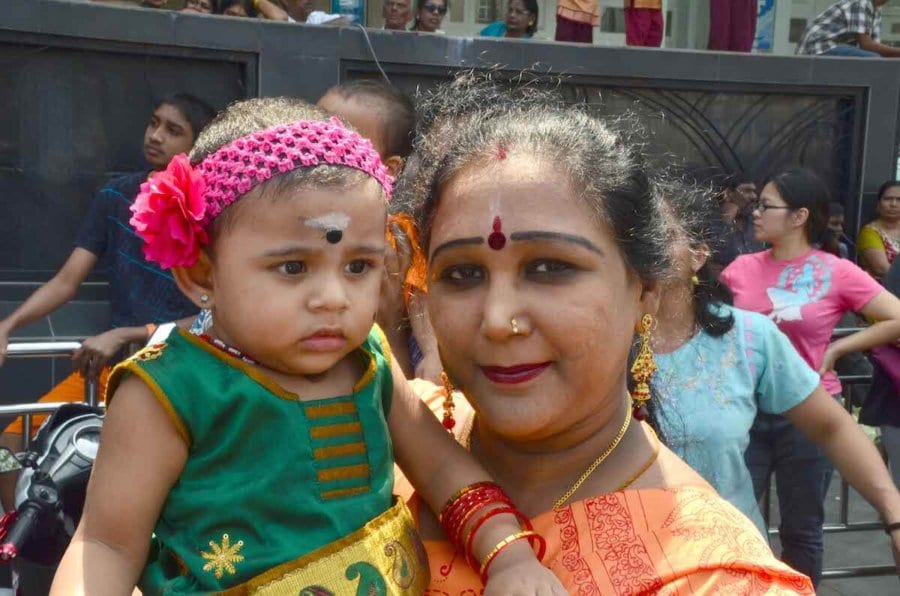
[555,0,597,43]
[858,179,900,279]
[625,0,663,46]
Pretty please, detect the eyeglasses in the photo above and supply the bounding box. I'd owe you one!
[753,202,792,213]
[422,3,447,14]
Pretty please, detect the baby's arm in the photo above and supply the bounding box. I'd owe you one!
[387,361,565,593]
[51,376,188,595]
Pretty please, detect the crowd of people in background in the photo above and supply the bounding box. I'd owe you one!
[78,0,900,56]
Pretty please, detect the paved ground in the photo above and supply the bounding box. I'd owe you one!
[767,471,899,595]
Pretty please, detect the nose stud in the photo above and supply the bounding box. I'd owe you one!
[510,317,520,335]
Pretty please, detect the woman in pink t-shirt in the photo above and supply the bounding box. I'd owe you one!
[721,167,900,585]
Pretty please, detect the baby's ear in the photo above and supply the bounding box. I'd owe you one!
[383,155,405,178]
[171,250,216,309]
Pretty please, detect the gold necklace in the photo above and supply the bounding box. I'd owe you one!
[460,408,635,509]
[613,424,660,492]
[553,411,632,509]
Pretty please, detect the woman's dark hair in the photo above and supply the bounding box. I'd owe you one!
[659,177,735,337]
[877,179,900,201]
[509,0,539,36]
[400,76,670,284]
[765,167,830,244]
[217,0,257,17]
[154,92,217,142]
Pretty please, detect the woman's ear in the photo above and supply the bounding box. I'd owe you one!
[792,207,810,230]
[638,280,661,322]
[383,155,405,178]
[691,243,711,274]
[171,250,216,310]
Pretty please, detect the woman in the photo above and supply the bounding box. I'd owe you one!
[721,168,900,586]
[654,178,900,581]
[410,0,447,33]
[395,75,813,592]
[858,179,900,278]
[480,0,538,39]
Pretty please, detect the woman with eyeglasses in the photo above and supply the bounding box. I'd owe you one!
[858,180,900,279]
[720,167,900,586]
[411,0,447,33]
[480,0,538,39]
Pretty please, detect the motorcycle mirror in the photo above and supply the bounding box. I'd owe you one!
[0,447,23,473]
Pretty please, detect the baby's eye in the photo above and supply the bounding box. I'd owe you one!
[440,264,484,284]
[278,261,306,275]
[345,260,372,275]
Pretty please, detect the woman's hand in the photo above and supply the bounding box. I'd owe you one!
[0,321,10,367]
[415,350,444,384]
[484,541,568,595]
[818,343,842,376]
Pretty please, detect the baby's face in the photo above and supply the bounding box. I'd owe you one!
[205,177,388,378]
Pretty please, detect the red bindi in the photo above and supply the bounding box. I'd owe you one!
[496,145,508,160]
[487,216,506,250]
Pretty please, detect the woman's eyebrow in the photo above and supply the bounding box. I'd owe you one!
[509,231,604,255]
[429,237,485,260]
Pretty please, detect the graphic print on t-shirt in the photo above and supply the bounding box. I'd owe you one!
[765,255,832,323]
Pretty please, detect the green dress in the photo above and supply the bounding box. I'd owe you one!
[108,326,398,594]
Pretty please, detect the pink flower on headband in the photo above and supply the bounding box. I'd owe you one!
[130,154,208,269]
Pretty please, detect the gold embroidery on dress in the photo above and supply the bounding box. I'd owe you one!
[133,343,166,362]
[201,533,245,579]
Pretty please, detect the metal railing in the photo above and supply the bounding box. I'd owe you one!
[2,341,101,449]
[761,335,897,580]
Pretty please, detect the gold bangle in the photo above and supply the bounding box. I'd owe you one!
[252,0,261,9]
[439,481,492,521]
[478,530,539,580]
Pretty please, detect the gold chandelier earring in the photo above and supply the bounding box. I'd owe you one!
[630,314,657,421]
[440,372,456,432]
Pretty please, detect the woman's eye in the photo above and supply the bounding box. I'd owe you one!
[440,264,484,283]
[345,260,371,275]
[527,260,574,276]
[278,261,306,275]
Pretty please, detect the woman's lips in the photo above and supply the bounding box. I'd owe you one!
[480,362,551,385]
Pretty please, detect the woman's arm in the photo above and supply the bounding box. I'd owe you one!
[407,293,442,383]
[784,387,900,563]
[254,0,289,20]
[821,291,900,374]
[51,376,187,595]
[860,248,891,278]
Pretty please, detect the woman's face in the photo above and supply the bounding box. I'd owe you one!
[751,182,801,244]
[878,185,900,222]
[416,0,447,32]
[505,0,533,35]
[426,157,654,440]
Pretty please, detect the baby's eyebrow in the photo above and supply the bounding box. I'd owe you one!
[261,243,386,258]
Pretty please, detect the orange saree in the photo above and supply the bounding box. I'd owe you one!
[400,381,813,594]
[418,486,812,594]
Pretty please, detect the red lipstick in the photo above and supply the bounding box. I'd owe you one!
[480,362,551,385]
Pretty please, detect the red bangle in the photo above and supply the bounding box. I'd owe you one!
[442,484,505,536]
[440,482,495,521]
[463,505,517,569]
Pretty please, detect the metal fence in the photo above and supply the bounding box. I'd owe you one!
[1,341,100,449]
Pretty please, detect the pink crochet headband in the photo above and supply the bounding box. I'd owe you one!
[129,117,394,269]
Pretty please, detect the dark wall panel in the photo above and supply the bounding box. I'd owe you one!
[0,40,249,280]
